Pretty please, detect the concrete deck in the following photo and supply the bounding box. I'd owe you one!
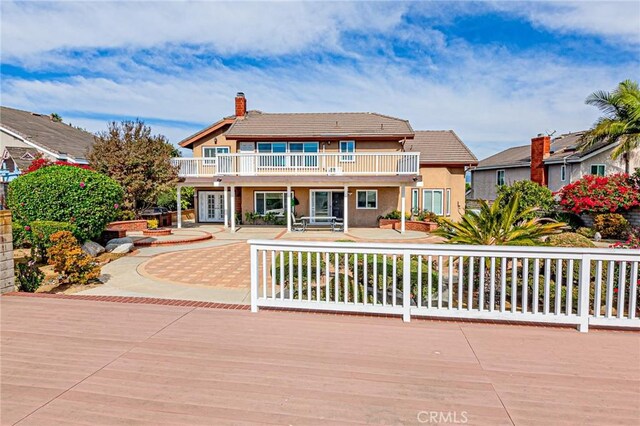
[1,296,638,425]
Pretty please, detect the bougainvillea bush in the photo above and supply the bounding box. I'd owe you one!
[557,173,640,215]
[7,165,123,241]
[23,156,91,174]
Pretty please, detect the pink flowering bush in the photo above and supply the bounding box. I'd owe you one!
[557,173,640,215]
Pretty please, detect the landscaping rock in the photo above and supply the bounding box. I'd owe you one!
[82,240,105,257]
[105,237,134,253]
[594,232,602,242]
[110,243,134,254]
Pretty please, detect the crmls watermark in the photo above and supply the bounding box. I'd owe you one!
[417,411,468,424]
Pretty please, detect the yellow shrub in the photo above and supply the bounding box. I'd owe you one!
[147,219,159,229]
[46,231,100,285]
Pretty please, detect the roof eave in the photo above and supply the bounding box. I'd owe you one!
[178,118,235,148]
[226,133,415,141]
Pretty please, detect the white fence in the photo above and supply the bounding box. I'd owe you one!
[249,240,640,332]
[172,152,420,177]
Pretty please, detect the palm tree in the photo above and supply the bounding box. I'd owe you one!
[580,79,640,174]
[434,194,566,245]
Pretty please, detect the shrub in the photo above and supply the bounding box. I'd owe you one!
[156,186,195,210]
[381,210,411,220]
[11,222,28,248]
[544,210,584,231]
[114,209,136,221]
[611,227,640,249]
[23,156,91,175]
[557,173,640,214]
[593,213,630,239]
[47,231,101,285]
[576,227,596,239]
[29,221,77,261]
[147,219,158,229]
[416,210,438,222]
[547,233,595,248]
[497,180,556,220]
[16,260,44,292]
[7,165,123,241]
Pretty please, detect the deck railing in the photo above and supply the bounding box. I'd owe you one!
[172,152,420,177]
[248,240,640,332]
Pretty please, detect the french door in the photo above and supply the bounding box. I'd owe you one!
[198,191,224,222]
[310,191,344,223]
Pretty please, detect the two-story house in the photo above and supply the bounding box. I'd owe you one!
[470,131,640,201]
[173,93,477,232]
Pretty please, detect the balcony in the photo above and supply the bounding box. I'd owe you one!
[171,152,420,178]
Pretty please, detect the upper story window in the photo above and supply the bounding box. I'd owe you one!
[496,170,505,186]
[203,146,229,166]
[590,164,606,176]
[560,165,567,181]
[340,140,355,162]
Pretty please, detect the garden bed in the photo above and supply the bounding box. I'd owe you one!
[379,219,438,232]
[142,228,173,236]
[107,220,148,232]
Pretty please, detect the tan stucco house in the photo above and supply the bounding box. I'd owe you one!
[174,93,477,232]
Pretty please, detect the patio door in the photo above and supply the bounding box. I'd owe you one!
[198,191,224,222]
[310,191,344,223]
[239,142,256,175]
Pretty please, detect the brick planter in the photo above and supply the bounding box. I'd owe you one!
[142,228,173,237]
[379,219,438,232]
[107,220,148,232]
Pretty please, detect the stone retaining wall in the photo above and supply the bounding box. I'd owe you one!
[580,207,640,228]
[0,210,16,294]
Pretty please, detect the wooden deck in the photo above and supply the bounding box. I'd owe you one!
[1,296,639,425]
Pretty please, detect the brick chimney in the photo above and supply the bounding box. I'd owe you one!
[530,134,551,186]
[235,92,246,117]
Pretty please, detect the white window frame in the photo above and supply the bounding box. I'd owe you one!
[446,188,451,216]
[356,189,378,209]
[411,188,419,214]
[254,191,293,216]
[203,146,230,166]
[560,165,566,182]
[423,189,444,216]
[496,169,505,186]
[339,140,355,163]
[590,164,606,176]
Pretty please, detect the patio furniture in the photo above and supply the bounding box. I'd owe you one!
[291,213,306,232]
[332,218,344,232]
[300,216,336,230]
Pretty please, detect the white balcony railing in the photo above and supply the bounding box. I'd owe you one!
[248,240,640,332]
[172,152,420,177]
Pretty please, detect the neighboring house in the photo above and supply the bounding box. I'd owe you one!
[470,131,640,201]
[0,106,95,182]
[174,93,477,232]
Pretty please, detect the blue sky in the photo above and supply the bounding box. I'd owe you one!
[1,1,638,159]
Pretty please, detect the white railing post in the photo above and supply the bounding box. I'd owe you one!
[403,251,411,322]
[577,255,591,333]
[250,245,259,313]
[176,184,182,229]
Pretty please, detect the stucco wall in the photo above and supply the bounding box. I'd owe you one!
[400,166,466,221]
[471,166,530,201]
[0,210,15,294]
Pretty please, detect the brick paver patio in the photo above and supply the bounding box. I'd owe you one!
[139,243,251,289]
[1,296,638,425]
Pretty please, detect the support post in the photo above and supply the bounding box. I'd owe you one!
[250,244,259,313]
[176,184,182,229]
[230,185,236,232]
[286,185,292,232]
[400,185,406,234]
[223,186,228,229]
[577,255,591,333]
[343,185,349,233]
[402,251,411,322]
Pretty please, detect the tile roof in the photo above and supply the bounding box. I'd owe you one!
[0,106,95,162]
[225,111,414,139]
[474,131,616,170]
[405,130,477,165]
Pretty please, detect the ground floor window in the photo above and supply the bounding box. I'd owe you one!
[590,164,605,176]
[411,188,419,214]
[255,191,291,216]
[423,189,444,216]
[446,188,451,216]
[356,190,377,209]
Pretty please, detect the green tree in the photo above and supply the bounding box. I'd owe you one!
[89,120,179,213]
[434,193,566,245]
[156,186,195,210]
[496,180,555,221]
[580,79,640,173]
[50,113,63,122]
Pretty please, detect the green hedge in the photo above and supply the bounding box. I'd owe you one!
[7,165,123,241]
